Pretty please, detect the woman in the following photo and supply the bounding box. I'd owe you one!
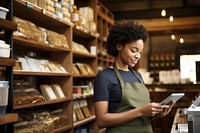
[94,20,174,133]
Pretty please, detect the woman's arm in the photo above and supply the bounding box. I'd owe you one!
[95,101,167,128]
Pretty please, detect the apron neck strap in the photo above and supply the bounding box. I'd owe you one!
[113,63,125,86]
[113,63,144,85]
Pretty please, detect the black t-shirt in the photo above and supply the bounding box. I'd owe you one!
[94,67,144,113]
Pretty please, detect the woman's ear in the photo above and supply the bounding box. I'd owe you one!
[117,44,123,51]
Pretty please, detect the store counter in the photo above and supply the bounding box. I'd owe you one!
[171,108,188,133]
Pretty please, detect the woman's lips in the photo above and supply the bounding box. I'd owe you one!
[131,60,138,64]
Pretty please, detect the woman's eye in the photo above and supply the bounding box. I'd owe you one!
[131,49,137,53]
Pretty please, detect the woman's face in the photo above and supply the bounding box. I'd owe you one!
[117,39,144,68]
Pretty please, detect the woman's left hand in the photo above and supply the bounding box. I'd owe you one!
[160,102,176,117]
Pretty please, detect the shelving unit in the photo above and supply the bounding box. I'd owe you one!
[148,53,176,82]
[73,115,96,128]
[12,0,73,132]
[96,1,114,71]
[0,0,17,133]
[1,0,114,132]
[0,114,18,125]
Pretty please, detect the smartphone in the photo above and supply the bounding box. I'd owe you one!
[160,93,185,105]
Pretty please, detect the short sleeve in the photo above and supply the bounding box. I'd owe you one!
[94,71,111,102]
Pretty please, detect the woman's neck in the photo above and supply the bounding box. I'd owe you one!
[114,58,129,71]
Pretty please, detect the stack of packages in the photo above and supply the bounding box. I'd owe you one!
[26,0,72,22]
[23,0,98,35]
[79,7,97,35]
[14,109,68,133]
[14,17,69,48]
[73,100,92,122]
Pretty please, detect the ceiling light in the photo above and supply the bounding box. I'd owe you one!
[171,34,176,40]
[161,9,166,17]
[180,38,184,43]
[169,15,174,22]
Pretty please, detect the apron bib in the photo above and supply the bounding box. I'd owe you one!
[106,64,153,133]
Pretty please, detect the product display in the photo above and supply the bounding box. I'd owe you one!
[0,39,11,58]
[14,17,69,48]
[76,63,89,75]
[0,81,9,114]
[73,84,93,97]
[15,57,67,73]
[74,100,85,121]
[72,42,90,54]
[73,63,94,76]
[40,85,58,101]
[72,63,81,75]
[13,88,45,106]
[28,119,44,133]
[0,6,9,19]
[14,121,33,133]
[84,63,95,75]
[51,84,65,99]
[36,112,54,132]
[79,99,91,118]
[13,17,32,39]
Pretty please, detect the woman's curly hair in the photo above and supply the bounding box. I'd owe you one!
[106,20,148,57]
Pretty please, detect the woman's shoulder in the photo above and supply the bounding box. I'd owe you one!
[96,67,116,79]
[97,67,115,77]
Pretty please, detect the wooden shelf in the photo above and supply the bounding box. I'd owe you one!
[73,94,94,100]
[73,27,96,39]
[73,75,96,78]
[96,1,114,25]
[0,58,15,66]
[73,115,96,128]
[14,36,71,52]
[146,83,200,90]
[97,11,114,25]
[14,97,71,109]
[0,113,18,125]
[49,124,72,133]
[13,71,71,76]
[97,1,114,70]
[0,18,17,31]
[73,51,96,58]
[13,0,71,29]
[98,57,114,63]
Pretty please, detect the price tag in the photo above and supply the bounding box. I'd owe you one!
[50,44,54,48]
[53,14,57,19]
[26,2,33,9]
[42,9,46,14]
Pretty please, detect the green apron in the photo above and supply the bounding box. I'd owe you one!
[106,64,153,133]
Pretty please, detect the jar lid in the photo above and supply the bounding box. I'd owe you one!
[0,81,9,87]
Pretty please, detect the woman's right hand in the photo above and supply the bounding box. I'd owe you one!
[139,102,169,117]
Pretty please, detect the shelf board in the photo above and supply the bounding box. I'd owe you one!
[73,75,96,78]
[146,83,200,88]
[0,18,17,31]
[98,57,114,63]
[73,115,96,128]
[0,113,18,125]
[49,124,72,133]
[14,36,71,52]
[13,0,71,29]
[73,94,94,100]
[97,11,114,25]
[73,51,96,58]
[0,58,16,66]
[13,70,71,76]
[73,27,96,39]
[98,37,107,43]
[14,97,71,109]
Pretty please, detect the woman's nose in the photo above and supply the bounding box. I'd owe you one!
[135,52,141,59]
